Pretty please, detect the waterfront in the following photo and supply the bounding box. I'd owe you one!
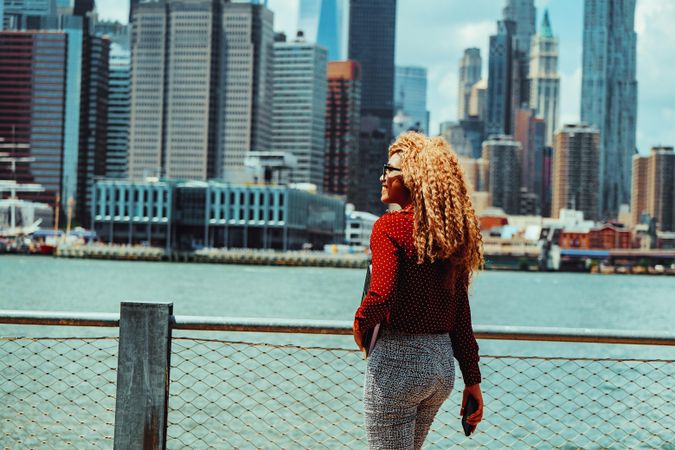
[2,254,674,358]
[2,255,675,448]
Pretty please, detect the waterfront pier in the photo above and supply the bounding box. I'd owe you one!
[1,304,674,448]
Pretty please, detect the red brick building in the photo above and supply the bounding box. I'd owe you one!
[559,230,591,248]
[589,224,632,249]
[323,61,361,197]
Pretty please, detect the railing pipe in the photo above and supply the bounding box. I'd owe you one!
[0,310,119,327]
[2,310,675,346]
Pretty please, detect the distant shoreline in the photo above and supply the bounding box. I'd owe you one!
[2,247,673,275]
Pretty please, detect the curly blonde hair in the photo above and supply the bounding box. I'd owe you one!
[389,131,484,288]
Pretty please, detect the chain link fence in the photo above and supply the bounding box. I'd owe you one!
[0,337,118,449]
[168,336,675,449]
[1,311,674,449]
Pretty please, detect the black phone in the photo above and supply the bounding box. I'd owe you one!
[461,394,479,436]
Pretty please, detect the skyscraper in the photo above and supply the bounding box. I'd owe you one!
[486,19,515,136]
[2,0,59,30]
[70,0,111,227]
[128,0,274,184]
[534,144,553,217]
[503,0,536,55]
[631,147,675,231]
[469,79,487,121]
[529,10,559,147]
[394,65,428,134]
[580,0,637,219]
[272,33,327,188]
[503,0,536,118]
[104,43,130,180]
[552,124,600,220]
[514,107,545,198]
[324,60,361,197]
[482,135,521,214]
[220,2,274,183]
[127,1,167,181]
[457,48,481,121]
[2,0,108,225]
[129,0,219,181]
[297,0,346,61]
[0,31,68,210]
[348,0,396,214]
[76,32,109,227]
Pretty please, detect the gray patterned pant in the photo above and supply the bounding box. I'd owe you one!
[363,330,455,450]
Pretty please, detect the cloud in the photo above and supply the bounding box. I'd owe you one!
[635,0,675,96]
[635,0,675,150]
[268,0,299,34]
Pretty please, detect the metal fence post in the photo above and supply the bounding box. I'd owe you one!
[114,302,173,450]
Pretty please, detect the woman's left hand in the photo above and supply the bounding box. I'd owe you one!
[460,383,484,431]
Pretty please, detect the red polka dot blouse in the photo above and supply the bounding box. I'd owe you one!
[354,205,482,385]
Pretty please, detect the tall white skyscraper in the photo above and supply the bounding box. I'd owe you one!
[220,2,274,183]
[128,0,274,183]
[457,48,481,121]
[529,10,560,147]
[272,33,327,188]
[128,0,215,180]
[127,5,158,180]
[580,0,637,219]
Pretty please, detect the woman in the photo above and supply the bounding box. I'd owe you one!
[353,131,484,449]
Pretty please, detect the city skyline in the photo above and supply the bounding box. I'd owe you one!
[95,0,675,155]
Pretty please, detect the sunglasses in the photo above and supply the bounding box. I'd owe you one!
[382,164,402,178]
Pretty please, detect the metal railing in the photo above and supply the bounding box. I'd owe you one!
[1,305,674,449]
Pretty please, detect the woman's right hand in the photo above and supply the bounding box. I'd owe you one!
[352,320,364,350]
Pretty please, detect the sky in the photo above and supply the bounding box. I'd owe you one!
[96,0,675,154]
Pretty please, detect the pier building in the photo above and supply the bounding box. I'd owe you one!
[91,180,345,251]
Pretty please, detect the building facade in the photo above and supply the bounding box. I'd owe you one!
[502,0,536,55]
[529,10,560,147]
[348,0,396,215]
[272,34,327,188]
[457,48,481,121]
[469,79,487,121]
[128,0,219,182]
[631,147,675,231]
[503,0,536,113]
[514,107,545,205]
[76,31,110,227]
[0,31,68,209]
[580,0,637,219]
[92,180,345,251]
[482,135,521,215]
[534,144,554,217]
[345,208,377,247]
[394,65,428,135]
[220,2,274,183]
[104,43,130,180]
[552,124,600,220]
[324,60,361,197]
[486,20,515,136]
[128,1,274,184]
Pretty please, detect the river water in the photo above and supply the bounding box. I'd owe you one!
[1,256,674,448]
